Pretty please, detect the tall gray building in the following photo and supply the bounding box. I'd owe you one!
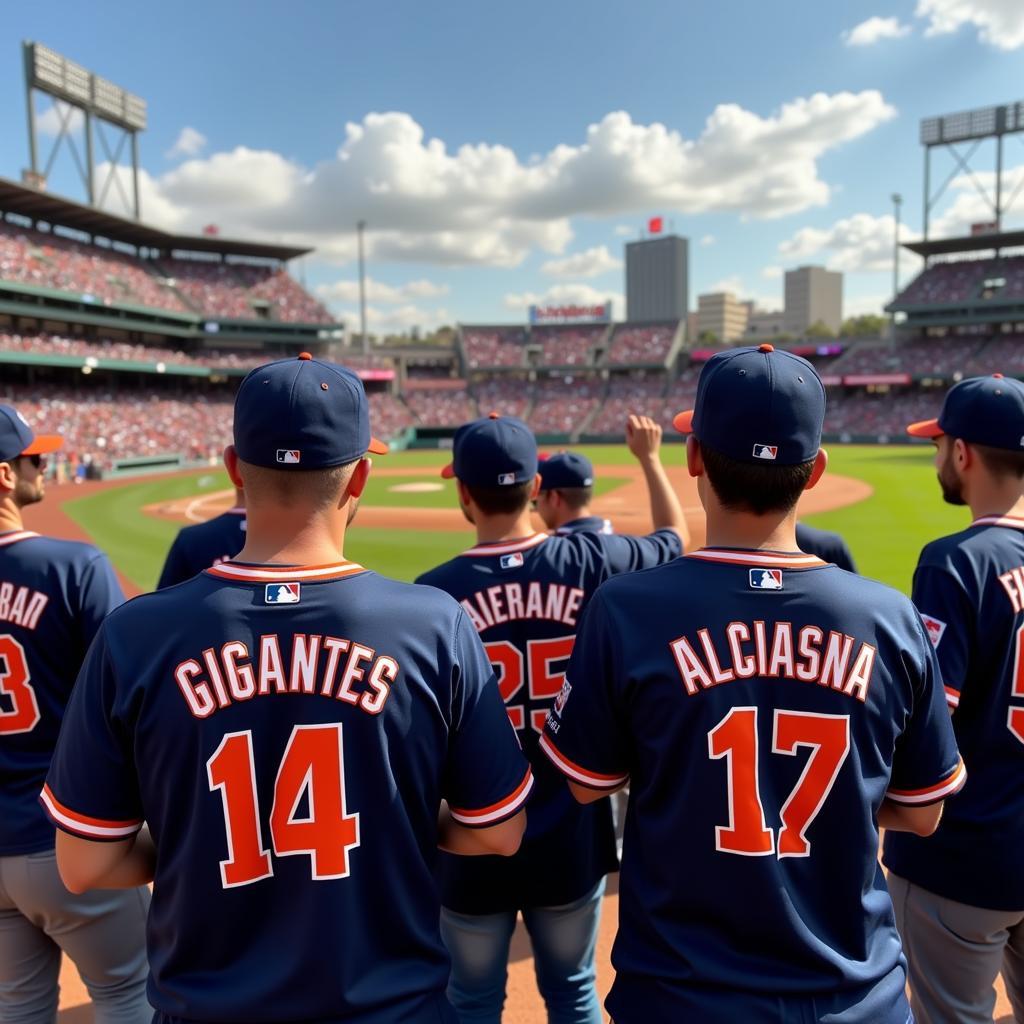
[783,265,843,336]
[626,235,689,323]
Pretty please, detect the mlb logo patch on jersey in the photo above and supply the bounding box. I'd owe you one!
[752,444,778,461]
[265,582,301,604]
[553,679,572,716]
[276,449,301,464]
[497,472,516,485]
[921,613,947,648]
[500,552,525,570]
[749,568,783,590]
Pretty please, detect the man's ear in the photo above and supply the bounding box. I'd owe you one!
[529,474,542,500]
[686,436,704,479]
[954,438,973,471]
[223,446,244,489]
[805,448,829,491]
[347,458,372,500]
[0,460,16,494]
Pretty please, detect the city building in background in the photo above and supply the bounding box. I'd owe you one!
[625,235,689,323]
[696,291,749,342]
[784,265,843,335]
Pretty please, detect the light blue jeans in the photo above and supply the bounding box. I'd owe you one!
[440,877,606,1024]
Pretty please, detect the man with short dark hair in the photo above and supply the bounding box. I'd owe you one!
[43,354,531,1024]
[884,374,1024,1024]
[544,343,964,1023]
[535,452,611,536]
[417,413,684,1024]
[0,404,150,1024]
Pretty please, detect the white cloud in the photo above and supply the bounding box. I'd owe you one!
[503,282,623,314]
[916,0,1024,49]
[335,303,453,333]
[699,234,716,247]
[761,265,783,279]
[844,293,891,317]
[316,276,449,304]
[613,224,635,236]
[166,127,208,159]
[35,102,84,137]
[928,163,1024,236]
[778,213,903,273]
[541,245,622,278]
[91,95,894,268]
[706,276,746,296]
[843,16,912,45]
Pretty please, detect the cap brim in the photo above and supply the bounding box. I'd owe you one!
[440,463,456,479]
[22,434,64,455]
[367,436,389,455]
[672,410,695,434]
[906,418,943,439]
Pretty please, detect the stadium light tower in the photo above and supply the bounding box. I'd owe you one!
[357,220,368,357]
[891,193,902,297]
[22,41,147,218]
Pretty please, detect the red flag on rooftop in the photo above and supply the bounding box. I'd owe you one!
[648,216,663,234]
[202,224,220,236]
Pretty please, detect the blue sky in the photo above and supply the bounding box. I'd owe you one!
[3,0,1023,332]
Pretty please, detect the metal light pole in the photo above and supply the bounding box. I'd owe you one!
[357,220,368,357]
[891,193,902,299]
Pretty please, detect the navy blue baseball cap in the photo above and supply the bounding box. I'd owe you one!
[538,451,594,490]
[0,404,63,463]
[441,413,538,487]
[673,344,825,465]
[907,373,1024,450]
[233,353,388,469]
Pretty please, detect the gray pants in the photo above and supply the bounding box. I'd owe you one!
[0,848,151,1024]
[890,872,1024,1024]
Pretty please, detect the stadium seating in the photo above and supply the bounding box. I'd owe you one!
[462,328,527,369]
[965,334,1024,376]
[530,326,603,367]
[605,323,677,366]
[366,392,415,439]
[403,387,476,426]
[823,389,943,438]
[659,366,702,431]
[895,256,1024,307]
[529,376,602,435]
[586,375,667,435]
[473,377,530,419]
[0,221,187,312]
[829,336,985,376]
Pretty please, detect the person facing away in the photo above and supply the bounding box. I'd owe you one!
[795,520,857,573]
[156,482,247,589]
[416,413,685,1024]
[42,354,532,1024]
[0,403,150,1024]
[542,343,965,1024]
[883,374,1024,1024]
[535,451,614,537]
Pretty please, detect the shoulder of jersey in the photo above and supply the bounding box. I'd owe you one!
[1,531,109,567]
[919,516,1024,568]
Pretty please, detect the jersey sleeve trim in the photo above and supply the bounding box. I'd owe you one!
[943,685,961,709]
[448,767,534,827]
[539,734,629,790]
[885,759,967,805]
[39,785,143,840]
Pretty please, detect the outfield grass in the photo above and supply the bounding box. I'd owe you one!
[60,445,971,594]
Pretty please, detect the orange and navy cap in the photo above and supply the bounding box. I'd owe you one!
[233,353,388,469]
[0,404,63,463]
[441,413,537,486]
[672,344,825,465]
[907,374,1024,449]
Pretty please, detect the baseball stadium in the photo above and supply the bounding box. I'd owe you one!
[3,13,1024,1024]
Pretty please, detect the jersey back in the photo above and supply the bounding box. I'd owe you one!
[884,515,1024,909]
[157,508,247,589]
[0,530,123,855]
[543,548,963,1018]
[416,528,680,912]
[44,560,531,1023]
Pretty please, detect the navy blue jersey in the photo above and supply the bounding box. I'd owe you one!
[43,559,531,1024]
[416,527,680,913]
[543,547,963,1022]
[157,507,247,589]
[884,514,1024,910]
[0,529,124,856]
[555,515,613,536]
[796,522,857,573]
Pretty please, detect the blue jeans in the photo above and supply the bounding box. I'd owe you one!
[440,877,605,1024]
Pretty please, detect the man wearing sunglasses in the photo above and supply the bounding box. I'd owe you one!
[0,404,150,1023]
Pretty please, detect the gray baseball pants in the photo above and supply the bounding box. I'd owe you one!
[889,871,1024,1024]
[0,848,151,1024]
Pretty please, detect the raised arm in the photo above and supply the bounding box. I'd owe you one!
[626,414,690,549]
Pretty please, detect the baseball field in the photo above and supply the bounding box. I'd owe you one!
[26,441,1014,1023]
[44,443,966,597]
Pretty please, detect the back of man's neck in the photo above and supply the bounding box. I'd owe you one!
[475,512,537,545]
[703,510,799,552]
[969,491,1024,523]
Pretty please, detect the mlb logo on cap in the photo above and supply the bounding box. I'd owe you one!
[277,450,301,464]
[265,582,301,604]
[752,444,778,461]
[500,552,524,570]
[498,472,516,485]
[749,568,783,590]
